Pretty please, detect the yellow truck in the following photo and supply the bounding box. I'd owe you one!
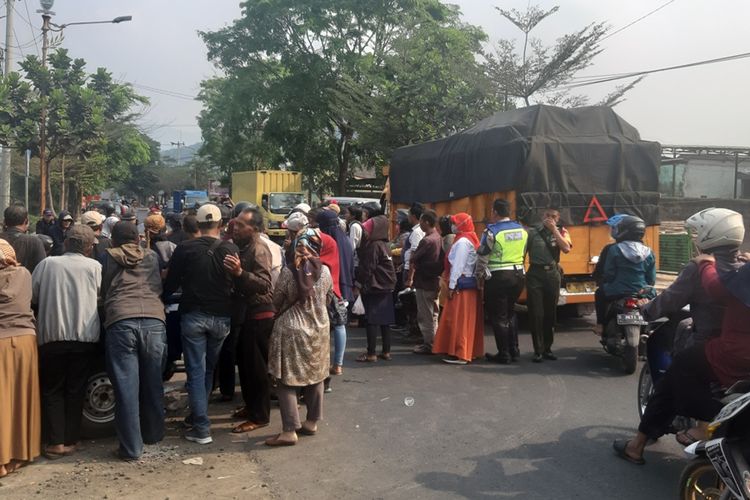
[388,105,661,312]
[231,170,305,240]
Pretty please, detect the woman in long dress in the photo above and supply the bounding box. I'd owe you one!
[0,239,41,476]
[432,213,484,365]
[266,226,333,446]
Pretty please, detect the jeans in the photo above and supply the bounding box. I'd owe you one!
[180,311,231,435]
[105,318,167,459]
[332,324,347,366]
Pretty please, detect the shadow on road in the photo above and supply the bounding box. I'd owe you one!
[414,425,685,499]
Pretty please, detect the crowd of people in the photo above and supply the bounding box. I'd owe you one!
[1,196,749,483]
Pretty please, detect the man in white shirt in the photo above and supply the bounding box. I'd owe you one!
[31,225,101,459]
[402,203,425,280]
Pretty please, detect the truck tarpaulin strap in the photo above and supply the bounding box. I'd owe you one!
[389,105,661,220]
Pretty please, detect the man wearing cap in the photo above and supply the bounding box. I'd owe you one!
[35,208,56,236]
[31,225,101,459]
[81,210,111,263]
[101,222,167,461]
[164,204,239,445]
[49,210,74,256]
[1,204,47,273]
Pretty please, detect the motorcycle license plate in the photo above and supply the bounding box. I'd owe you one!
[617,313,647,326]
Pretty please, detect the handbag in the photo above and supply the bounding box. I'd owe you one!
[328,297,349,326]
[456,275,478,290]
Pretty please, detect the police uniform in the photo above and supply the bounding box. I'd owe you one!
[477,220,528,363]
[526,225,571,359]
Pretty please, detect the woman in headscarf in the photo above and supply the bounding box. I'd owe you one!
[266,217,334,446]
[317,210,354,375]
[432,213,484,365]
[0,239,41,477]
[354,204,397,362]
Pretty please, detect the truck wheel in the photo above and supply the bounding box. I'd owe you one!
[80,370,116,438]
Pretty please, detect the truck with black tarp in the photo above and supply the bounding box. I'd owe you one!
[388,104,661,309]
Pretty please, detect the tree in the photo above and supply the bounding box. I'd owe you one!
[199,0,497,195]
[486,4,641,108]
[0,49,151,213]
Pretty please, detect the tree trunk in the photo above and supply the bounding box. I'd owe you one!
[45,160,55,214]
[336,125,352,196]
[59,156,66,212]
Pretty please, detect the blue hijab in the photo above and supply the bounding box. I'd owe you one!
[317,210,355,302]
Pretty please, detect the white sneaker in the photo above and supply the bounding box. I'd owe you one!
[184,429,212,445]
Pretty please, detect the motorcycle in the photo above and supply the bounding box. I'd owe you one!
[601,296,649,374]
[680,383,750,500]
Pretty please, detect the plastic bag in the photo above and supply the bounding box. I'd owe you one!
[352,295,365,315]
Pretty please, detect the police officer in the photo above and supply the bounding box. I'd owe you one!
[478,199,528,364]
[526,208,572,362]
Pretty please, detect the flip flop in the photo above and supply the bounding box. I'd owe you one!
[265,434,297,447]
[612,439,645,465]
[296,426,317,436]
[43,450,69,460]
[231,421,269,434]
[676,430,701,447]
[356,353,377,363]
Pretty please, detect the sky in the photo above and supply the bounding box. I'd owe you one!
[4,0,749,151]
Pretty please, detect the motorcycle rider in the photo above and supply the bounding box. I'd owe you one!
[640,208,746,349]
[613,208,747,465]
[592,215,656,336]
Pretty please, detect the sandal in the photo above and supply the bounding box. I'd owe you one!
[612,439,645,465]
[356,353,377,363]
[329,365,343,376]
[378,353,392,361]
[231,421,269,434]
[413,344,432,355]
[297,425,317,436]
[265,434,297,447]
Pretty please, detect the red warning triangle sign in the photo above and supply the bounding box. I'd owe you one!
[583,195,608,223]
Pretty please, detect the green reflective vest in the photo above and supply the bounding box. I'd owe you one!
[487,221,528,271]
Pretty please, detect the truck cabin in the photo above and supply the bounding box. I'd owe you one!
[262,192,306,215]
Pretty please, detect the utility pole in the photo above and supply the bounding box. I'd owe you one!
[38,12,51,213]
[171,140,185,166]
[0,0,14,210]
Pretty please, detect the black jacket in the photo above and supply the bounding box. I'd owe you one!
[0,227,46,273]
[163,236,240,317]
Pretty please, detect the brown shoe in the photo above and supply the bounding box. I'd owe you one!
[378,353,392,361]
[329,365,343,376]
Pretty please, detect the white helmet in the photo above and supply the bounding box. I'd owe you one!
[685,208,745,251]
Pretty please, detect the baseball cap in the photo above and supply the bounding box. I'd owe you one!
[196,203,222,223]
[80,210,105,227]
[285,212,309,232]
[111,221,139,245]
[293,203,311,214]
[43,209,54,216]
[62,213,74,222]
[65,225,96,247]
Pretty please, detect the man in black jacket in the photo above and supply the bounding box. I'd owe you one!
[1,204,46,273]
[101,222,166,461]
[35,208,56,236]
[164,204,239,445]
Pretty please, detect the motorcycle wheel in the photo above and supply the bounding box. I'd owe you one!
[678,458,725,500]
[637,363,653,419]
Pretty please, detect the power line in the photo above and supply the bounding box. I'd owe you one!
[22,0,39,56]
[600,0,678,42]
[563,51,750,89]
[129,82,197,100]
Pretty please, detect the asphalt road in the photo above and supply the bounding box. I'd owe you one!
[255,314,687,499]
[1,314,689,499]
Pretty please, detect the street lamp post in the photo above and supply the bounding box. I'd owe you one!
[35,0,131,213]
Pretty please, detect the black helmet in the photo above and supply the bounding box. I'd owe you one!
[232,201,257,218]
[362,201,382,218]
[612,215,646,242]
[104,203,116,217]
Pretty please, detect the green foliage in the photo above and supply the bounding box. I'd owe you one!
[0,48,156,212]
[199,0,498,195]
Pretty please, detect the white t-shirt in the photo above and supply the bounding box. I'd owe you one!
[403,224,425,271]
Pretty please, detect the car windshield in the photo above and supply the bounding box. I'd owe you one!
[269,193,304,215]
